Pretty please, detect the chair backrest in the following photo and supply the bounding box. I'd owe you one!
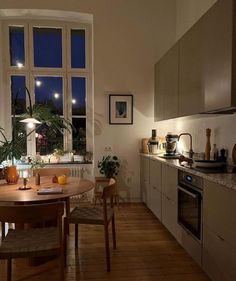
[101,178,116,200]
[0,202,64,224]
[33,168,71,177]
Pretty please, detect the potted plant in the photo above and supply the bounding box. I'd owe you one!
[98,155,120,178]
[0,104,72,184]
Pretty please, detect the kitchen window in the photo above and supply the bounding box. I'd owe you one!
[1,20,92,157]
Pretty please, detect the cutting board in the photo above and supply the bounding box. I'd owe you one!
[232,144,236,165]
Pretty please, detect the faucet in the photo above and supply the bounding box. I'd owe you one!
[178,133,194,159]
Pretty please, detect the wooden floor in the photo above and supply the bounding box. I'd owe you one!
[0,203,211,281]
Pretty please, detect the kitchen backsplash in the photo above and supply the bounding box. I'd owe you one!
[153,113,236,164]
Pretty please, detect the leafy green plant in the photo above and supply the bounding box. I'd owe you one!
[98,155,120,178]
[0,104,72,164]
[30,156,45,171]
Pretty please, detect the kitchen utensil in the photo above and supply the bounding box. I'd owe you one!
[165,133,178,156]
[142,138,149,154]
[205,128,211,160]
[148,130,159,155]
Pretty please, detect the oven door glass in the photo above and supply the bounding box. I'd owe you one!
[178,185,202,240]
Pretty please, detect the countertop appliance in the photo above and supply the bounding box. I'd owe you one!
[148,129,159,155]
[178,170,203,241]
[165,133,179,156]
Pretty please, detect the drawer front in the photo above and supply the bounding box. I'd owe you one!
[150,159,162,192]
[203,180,236,247]
[162,194,180,241]
[150,186,162,220]
[203,226,236,281]
[162,165,178,203]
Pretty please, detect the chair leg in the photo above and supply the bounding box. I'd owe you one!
[1,222,5,239]
[104,223,110,272]
[64,218,68,267]
[59,252,64,281]
[7,258,12,281]
[111,216,116,249]
[75,224,78,248]
[65,198,70,235]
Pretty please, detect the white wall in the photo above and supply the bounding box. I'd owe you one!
[0,0,177,201]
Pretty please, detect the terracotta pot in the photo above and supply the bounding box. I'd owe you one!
[4,165,19,184]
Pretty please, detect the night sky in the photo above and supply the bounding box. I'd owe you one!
[10,25,87,154]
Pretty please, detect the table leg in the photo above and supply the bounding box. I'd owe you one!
[65,197,70,235]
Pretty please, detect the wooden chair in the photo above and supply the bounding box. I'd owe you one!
[64,178,116,272]
[93,177,119,206]
[33,167,71,220]
[33,167,71,177]
[0,202,64,281]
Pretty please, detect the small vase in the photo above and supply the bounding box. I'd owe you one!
[5,165,19,184]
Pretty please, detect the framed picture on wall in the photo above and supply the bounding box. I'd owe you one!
[109,94,133,124]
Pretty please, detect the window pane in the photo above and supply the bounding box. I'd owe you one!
[33,27,62,68]
[71,29,85,68]
[72,77,86,115]
[9,26,25,67]
[35,76,63,115]
[36,124,63,155]
[72,118,86,154]
[12,117,27,156]
[11,76,26,115]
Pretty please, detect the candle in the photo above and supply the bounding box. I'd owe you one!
[23,170,28,179]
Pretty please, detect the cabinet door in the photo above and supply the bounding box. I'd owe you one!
[154,62,164,121]
[179,0,232,116]
[149,159,161,192]
[154,44,179,121]
[162,193,180,241]
[203,180,236,248]
[179,227,202,266]
[203,226,236,281]
[140,156,150,205]
[179,18,204,116]
[162,165,178,203]
[149,159,162,219]
[150,186,162,220]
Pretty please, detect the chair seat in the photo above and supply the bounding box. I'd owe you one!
[68,206,114,225]
[0,227,60,258]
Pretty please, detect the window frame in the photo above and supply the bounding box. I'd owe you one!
[2,19,92,156]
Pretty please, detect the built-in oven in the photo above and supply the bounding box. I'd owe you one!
[177,170,203,241]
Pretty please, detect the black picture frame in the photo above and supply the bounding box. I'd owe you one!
[109,94,133,125]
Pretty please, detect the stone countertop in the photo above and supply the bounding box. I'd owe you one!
[140,153,236,191]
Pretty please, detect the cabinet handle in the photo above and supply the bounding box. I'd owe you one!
[166,196,170,201]
[217,235,225,241]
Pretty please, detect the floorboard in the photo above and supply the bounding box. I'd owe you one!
[0,203,211,281]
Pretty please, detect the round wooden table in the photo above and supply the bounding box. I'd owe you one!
[0,176,94,237]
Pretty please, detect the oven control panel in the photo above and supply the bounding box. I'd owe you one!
[178,170,203,189]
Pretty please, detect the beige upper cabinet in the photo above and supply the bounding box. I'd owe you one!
[154,43,179,121]
[155,0,236,121]
[178,19,205,116]
[179,0,232,116]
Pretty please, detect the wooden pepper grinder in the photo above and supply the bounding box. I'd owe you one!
[205,128,211,160]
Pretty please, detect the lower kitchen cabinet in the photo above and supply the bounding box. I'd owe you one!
[162,193,180,241]
[203,180,236,281]
[161,165,181,241]
[178,228,202,266]
[140,155,150,206]
[149,159,162,220]
[203,226,236,281]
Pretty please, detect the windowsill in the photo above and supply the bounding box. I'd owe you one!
[17,160,93,166]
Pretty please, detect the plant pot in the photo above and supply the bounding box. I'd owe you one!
[4,165,19,184]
